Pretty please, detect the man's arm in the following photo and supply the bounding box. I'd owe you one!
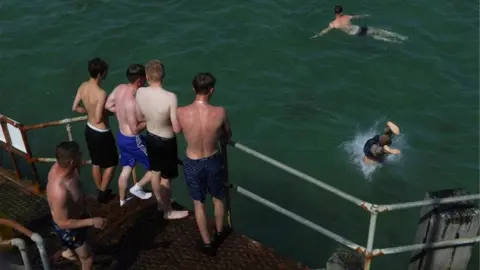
[72,88,86,114]
[170,94,181,134]
[105,89,116,113]
[49,186,92,230]
[221,108,232,141]
[126,102,146,134]
[94,92,107,124]
[383,145,401,155]
[311,25,333,39]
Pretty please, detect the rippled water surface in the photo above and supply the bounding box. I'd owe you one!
[0,0,478,269]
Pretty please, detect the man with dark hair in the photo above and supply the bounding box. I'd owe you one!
[311,5,407,43]
[47,141,107,269]
[136,60,188,220]
[105,64,153,206]
[72,57,118,203]
[363,121,401,164]
[177,72,232,256]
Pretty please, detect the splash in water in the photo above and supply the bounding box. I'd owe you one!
[341,121,406,181]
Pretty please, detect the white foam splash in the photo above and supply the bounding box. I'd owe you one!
[341,120,406,181]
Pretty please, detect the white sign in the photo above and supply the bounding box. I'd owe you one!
[0,124,5,143]
[7,123,27,154]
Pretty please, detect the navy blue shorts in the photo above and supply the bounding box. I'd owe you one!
[183,153,225,202]
[53,221,87,250]
[117,131,150,169]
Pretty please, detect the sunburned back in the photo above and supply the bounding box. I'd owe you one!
[114,85,139,136]
[79,82,110,129]
[136,86,174,138]
[47,164,84,220]
[178,104,224,159]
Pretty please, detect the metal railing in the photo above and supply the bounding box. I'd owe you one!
[0,219,49,270]
[0,114,479,270]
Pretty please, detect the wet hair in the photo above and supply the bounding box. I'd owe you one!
[88,57,109,79]
[126,64,146,83]
[378,135,391,146]
[192,72,216,95]
[334,5,343,14]
[56,141,81,168]
[145,60,165,82]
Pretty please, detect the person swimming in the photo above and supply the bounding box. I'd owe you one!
[363,121,401,165]
[311,6,407,43]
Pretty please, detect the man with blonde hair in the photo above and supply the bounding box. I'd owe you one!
[136,60,188,220]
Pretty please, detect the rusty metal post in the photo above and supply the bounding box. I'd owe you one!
[18,125,41,193]
[0,122,21,181]
[221,142,232,228]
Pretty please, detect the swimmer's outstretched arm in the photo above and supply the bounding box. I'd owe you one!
[383,145,401,155]
[351,14,371,19]
[311,26,333,39]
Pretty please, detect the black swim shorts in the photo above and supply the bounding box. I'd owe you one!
[84,123,118,168]
[145,131,178,179]
[358,26,368,36]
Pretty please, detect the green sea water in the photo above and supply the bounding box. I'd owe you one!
[0,0,479,269]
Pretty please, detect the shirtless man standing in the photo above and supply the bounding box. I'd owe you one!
[105,64,153,206]
[72,58,118,203]
[311,6,407,43]
[47,141,106,270]
[135,60,188,220]
[177,72,232,256]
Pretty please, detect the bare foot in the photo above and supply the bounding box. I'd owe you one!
[163,210,189,220]
[61,249,76,261]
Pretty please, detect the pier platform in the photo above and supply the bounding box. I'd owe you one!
[0,172,308,270]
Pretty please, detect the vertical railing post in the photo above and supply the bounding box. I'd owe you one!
[221,141,232,228]
[0,121,22,180]
[364,207,378,270]
[19,125,41,193]
[66,124,73,141]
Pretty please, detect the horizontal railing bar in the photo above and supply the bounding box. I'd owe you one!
[378,194,480,212]
[229,141,369,210]
[23,116,88,131]
[372,236,480,256]
[235,185,365,252]
[32,157,92,164]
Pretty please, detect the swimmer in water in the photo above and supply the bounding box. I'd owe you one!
[363,121,401,165]
[311,6,407,43]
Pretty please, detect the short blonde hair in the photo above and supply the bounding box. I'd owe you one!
[145,60,165,82]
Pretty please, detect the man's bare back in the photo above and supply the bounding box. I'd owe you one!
[47,163,85,221]
[177,102,230,159]
[73,80,110,130]
[136,86,178,138]
[107,84,144,136]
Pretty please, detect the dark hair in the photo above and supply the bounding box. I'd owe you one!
[192,72,216,95]
[378,135,392,146]
[126,64,146,83]
[334,5,343,14]
[56,141,81,168]
[88,57,109,79]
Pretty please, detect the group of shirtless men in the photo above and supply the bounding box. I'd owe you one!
[46,58,231,269]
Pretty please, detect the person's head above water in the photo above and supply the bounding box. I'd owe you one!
[378,135,391,146]
[334,5,343,15]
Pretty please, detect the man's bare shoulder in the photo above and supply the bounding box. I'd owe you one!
[47,170,66,201]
